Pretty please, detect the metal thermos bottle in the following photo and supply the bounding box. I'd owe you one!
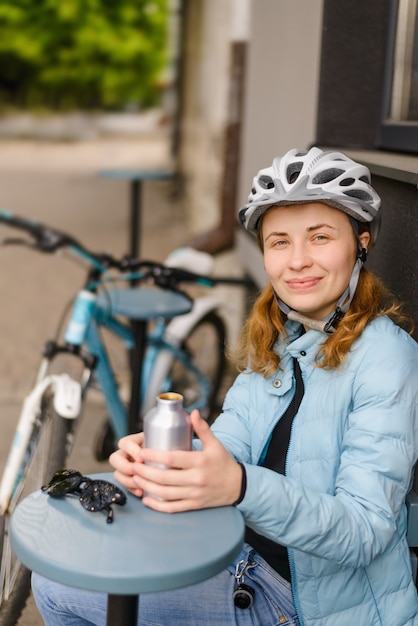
[143,392,192,463]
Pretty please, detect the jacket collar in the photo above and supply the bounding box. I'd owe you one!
[264,321,326,397]
[279,319,327,362]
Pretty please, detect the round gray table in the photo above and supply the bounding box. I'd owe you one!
[11,472,244,626]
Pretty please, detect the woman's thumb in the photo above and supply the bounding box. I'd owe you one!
[190,409,211,444]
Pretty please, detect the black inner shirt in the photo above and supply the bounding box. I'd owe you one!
[245,357,304,581]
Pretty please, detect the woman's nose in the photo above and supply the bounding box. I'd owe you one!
[288,243,312,270]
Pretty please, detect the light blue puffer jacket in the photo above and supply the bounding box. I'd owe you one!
[212,316,418,625]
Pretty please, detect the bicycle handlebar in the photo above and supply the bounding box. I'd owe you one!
[0,209,252,289]
[0,209,81,253]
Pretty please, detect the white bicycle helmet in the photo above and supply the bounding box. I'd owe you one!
[238,147,382,333]
[239,147,381,243]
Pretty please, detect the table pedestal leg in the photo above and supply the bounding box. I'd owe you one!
[107,594,138,626]
[130,180,141,260]
[128,320,147,433]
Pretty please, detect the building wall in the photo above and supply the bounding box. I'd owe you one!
[178,0,232,235]
[178,0,324,245]
[238,0,324,208]
[316,0,391,150]
[367,173,418,336]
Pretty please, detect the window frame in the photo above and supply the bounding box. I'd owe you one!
[380,0,418,153]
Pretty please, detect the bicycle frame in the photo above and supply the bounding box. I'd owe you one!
[84,291,223,440]
[0,374,81,514]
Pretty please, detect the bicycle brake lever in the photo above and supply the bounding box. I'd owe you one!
[35,229,76,252]
[2,232,74,253]
[1,237,33,247]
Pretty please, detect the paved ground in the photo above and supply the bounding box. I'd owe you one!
[0,129,244,624]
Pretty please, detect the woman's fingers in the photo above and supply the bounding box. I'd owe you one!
[113,469,144,498]
[109,432,145,497]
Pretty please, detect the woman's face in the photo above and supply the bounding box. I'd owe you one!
[261,202,370,321]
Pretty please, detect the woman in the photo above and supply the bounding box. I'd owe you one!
[33,147,418,625]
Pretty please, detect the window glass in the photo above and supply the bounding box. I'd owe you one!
[390,0,418,121]
[380,0,418,152]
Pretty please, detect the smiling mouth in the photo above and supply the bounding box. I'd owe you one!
[287,277,322,290]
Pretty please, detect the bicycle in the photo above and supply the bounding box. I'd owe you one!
[0,209,250,625]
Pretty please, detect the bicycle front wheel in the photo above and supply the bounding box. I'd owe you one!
[0,390,72,625]
[167,311,227,423]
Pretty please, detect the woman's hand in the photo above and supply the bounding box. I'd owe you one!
[109,432,146,498]
[110,410,243,513]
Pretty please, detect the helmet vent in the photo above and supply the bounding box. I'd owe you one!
[286,162,303,184]
[258,175,274,190]
[359,174,371,184]
[343,189,373,202]
[312,168,345,184]
[339,177,355,187]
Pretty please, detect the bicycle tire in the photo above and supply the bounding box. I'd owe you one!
[167,310,227,423]
[0,390,73,625]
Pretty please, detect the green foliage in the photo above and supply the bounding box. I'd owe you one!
[0,0,169,111]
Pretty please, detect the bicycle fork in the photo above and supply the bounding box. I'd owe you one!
[0,369,82,515]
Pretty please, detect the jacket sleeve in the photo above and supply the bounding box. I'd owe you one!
[208,372,255,463]
[236,327,418,568]
[191,371,256,456]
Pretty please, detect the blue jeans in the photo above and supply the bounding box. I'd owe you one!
[32,543,300,626]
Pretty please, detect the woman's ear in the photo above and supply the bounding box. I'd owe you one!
[359,230,371,252]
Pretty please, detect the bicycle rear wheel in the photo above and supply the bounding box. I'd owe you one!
[0,390,72,625]
[167,311,227,423]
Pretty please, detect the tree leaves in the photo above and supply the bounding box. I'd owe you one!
[0,0,168,110]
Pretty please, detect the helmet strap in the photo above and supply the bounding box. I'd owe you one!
[358,247,367,263]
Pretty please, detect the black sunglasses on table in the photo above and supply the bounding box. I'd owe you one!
[41,469,127,523]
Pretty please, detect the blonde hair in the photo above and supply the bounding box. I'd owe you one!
[234,268,414,376]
